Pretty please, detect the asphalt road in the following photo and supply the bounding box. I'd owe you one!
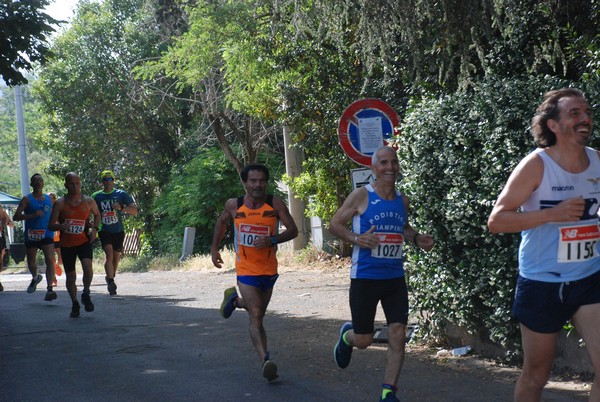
[0,269,589,401]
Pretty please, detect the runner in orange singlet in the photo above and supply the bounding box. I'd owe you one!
[49,173,100,318]
[211,164,298,382]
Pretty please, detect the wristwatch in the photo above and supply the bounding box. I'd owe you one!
[270,236,278,245]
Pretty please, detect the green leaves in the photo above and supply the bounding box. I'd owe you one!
[398,75,600,352]
[0,0,58,86]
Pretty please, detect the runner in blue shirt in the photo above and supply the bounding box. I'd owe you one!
[13,174,57,301]
[329,146,434,402]
[91,170,138,295]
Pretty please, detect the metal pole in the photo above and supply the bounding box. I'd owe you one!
[14,85,29,196]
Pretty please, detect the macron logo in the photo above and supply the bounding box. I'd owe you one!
[551,185,575,191]
[371,200,381,205]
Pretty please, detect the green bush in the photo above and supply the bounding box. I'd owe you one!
[151,147,284,255]
[397,76,600,355]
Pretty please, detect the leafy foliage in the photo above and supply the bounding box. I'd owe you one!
[0,0,59,86]
[33,0,191,248]
[0,82,63,196]
[136,0,285,174]
[152,147,284,254]
[396,76,600,352]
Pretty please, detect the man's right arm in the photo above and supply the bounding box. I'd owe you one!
[48,199,64,232]
[211,199,235,268]
[488,153,585,233]
[329,188,377,248]
[13,196,44,221]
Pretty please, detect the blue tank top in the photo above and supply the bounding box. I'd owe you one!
[24,193,53,241]
[350,184,407,279]
[519,147,600,282]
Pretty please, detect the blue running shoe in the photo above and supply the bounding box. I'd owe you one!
[220,287,238,318]
[333,321,353,368]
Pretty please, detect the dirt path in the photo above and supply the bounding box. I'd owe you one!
[0,266,591,401]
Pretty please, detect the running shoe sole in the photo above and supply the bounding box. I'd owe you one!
[220,287,237,318]
[262,360,279,383]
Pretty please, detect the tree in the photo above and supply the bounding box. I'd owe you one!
[136,0,285,174]
[34,0,186,196]
[0,0,59,86]
[0,81,63,196]
[33,0,194,250]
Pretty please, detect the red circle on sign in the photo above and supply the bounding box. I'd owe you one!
[338,98,399,166]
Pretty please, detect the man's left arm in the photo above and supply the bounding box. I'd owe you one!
[87,198,101,242]
[120,192,138,216]
[272,196,298,244]
[402,195,434,252]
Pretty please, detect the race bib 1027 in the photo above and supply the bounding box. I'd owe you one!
[370,232,404,259]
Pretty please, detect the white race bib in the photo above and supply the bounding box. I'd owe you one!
[557,224,600,263]
[27,229,46,241]
[370,232,404,259]
[238,224,270,248]
[102,210,119,225]
[64,219,86,235]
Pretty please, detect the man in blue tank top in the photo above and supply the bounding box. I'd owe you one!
[13,173,57,301]
[488,88,600,401]
[329,146,434,402]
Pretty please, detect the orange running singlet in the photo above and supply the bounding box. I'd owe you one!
[59,199,91,248]
[233,196,278,276]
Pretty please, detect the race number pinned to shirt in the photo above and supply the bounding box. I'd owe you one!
[238,224,270,248]
[371,232,404,259]
[558,224,600,263]
[64,218,86,235]
[102,210,119,225]
[27,229,46,241]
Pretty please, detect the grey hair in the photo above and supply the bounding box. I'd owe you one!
[371,146,397,165]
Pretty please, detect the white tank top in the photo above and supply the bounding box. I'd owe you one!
[519,147,600,282]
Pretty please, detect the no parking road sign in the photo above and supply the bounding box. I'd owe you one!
[338,98,399,166]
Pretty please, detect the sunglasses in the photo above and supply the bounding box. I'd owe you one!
[102,177,114,182]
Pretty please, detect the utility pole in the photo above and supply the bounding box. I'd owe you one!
[283,126,307,249]
[14,85,29,196]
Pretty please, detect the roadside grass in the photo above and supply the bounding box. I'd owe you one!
[2,244,349,276]
[118,244,349,273]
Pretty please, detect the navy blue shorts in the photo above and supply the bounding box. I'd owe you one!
[237,274,279,292]
[513,269,600,333]
[61,242,93,273]
[349,277,409,335]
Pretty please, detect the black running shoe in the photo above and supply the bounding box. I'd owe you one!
[70,302,80,318]
[81,292,94,312]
